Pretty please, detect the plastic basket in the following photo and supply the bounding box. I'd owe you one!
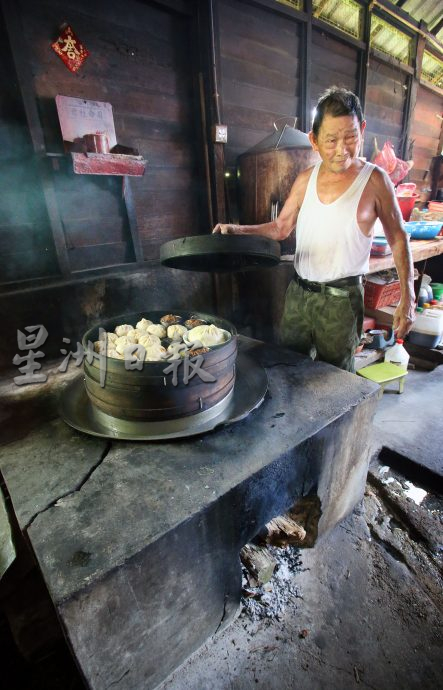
[364,280,401,309]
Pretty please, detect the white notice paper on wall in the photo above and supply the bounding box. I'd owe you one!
[55,95,117,149]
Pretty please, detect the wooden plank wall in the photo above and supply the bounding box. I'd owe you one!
[363,56,408,161]
[310,29,359,112]
[2,0,203,284]
[15,0,137,274]
[218,0,301,168]
[0,0,441,292]
[0,12,59,283]
[223,22,358,341]
[409,84,443,187]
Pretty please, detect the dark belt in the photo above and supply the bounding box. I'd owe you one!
[294,272,363,293]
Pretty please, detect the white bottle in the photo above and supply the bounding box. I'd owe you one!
[384,339,409,370]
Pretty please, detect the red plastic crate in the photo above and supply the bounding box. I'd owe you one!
[363,316,376,331]
[364,279,401,309]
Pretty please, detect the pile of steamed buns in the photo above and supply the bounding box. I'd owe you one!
[93,314,229,362]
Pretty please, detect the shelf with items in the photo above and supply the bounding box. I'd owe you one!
[368,238,443,274]
[361,239,443,369]
[281,239,443,272]
[55,95,147,177]
[71,151,146,176]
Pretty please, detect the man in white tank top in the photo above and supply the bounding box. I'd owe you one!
[213,87,415,371]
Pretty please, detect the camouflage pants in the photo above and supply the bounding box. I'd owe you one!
[280,279,364,372]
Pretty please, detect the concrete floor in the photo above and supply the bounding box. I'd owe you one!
[158,366,443,690]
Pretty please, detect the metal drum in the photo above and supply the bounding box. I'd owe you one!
[237,123,320,255]
[82,311,237,422]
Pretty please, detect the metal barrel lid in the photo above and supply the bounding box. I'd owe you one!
[160,234,281,272]
[239,125,311,154]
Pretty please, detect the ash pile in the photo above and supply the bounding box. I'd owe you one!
[241,544,303,621]
[240,496,321,622]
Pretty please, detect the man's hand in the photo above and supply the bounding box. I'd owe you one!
[393,300,415,339]
[212,223,238,234]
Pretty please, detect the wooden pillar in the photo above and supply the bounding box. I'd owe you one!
[122,178,145,265]
[401,23,427,161]
[300,0,312,133]
[358,0,372,114]
[195,0,226,225]
[208,0,226,222]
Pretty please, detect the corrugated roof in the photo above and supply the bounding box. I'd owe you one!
[313,1,443,53]
[391,0,443,45]
[312,1,443,84]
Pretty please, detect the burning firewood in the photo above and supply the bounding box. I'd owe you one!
[263,515,307,547]
[256,496,322,548]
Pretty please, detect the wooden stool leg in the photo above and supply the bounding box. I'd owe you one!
[398,377,405,394]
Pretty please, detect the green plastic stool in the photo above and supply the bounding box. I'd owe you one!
[357,361,408,394]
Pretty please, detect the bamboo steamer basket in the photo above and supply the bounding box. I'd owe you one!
[82,311,237,422]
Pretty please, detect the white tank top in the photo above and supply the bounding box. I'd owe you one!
[294,161,375,282]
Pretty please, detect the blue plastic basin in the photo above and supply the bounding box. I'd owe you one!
[404,221,442,239]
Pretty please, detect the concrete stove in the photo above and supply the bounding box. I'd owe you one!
[0,337,378,689]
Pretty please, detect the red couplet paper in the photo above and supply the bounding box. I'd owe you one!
[51,25,89,73]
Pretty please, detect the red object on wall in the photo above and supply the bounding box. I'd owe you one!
[51,25,89,73]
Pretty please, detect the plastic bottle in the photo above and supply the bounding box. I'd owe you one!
[418,286,429,307]
[384,339,409,370]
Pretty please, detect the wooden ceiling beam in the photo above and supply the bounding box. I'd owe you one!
[430,16,443,37]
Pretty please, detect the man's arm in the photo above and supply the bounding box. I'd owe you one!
[212,168,311,239]
[373,168,415,338]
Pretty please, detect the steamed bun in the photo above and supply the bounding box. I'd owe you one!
[136,318,153,331]
[147,323,167,339]
[187,324,228,347]
[143,345,167,362]
[138,333,161,349]
[115,324,133,337]
[167,324,188,341]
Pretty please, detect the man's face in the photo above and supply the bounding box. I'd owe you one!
[309,114,366,173]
